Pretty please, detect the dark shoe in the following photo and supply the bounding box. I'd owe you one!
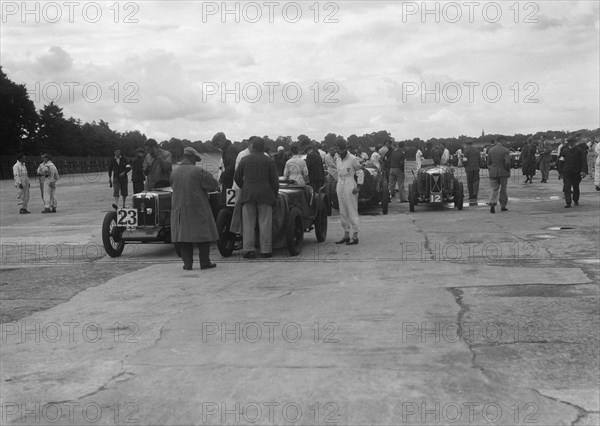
[596,186,600,191]
[50,208,57,213]
[574,201,579,206]
[200,263,217,270]
[19,209,27,214]
[501,207,508,212]
[23,209,31,214]
[490,204,496,214]
[565,204,571,208]
[243,251,256,259]
[346,238,359,245]
[183,265,193,270]
[260,253,273,258]
[335,237,350,244]
[41,208,51,213]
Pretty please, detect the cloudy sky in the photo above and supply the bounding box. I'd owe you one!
[1,1,598,142]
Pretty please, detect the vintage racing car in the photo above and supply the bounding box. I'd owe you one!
[102,186,220,257]
[215,179,329,257]
[407,163,464,212]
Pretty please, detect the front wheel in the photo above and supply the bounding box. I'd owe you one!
[216,209,235,257]
[314,203,328,242]
[381,181,390,215]
[286,207,304,256]
[102,211,125,257]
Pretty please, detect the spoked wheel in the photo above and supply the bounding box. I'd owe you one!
[216,209,235,257]
[286,207,304,256]
[102,211,125,257]
[455,182,464,211]
[314,203,328,242]
[408,184,416,212]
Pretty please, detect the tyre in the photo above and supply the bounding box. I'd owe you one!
[314,203,328,242]
[102,211,125,257]
[456,182,464,210]
[408,183,415,212]
[286,207,304,256]
[216,209,235,257]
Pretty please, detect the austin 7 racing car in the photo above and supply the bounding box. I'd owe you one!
[215,179,329,257]
[101,186,220,257]
[407,162,464,212]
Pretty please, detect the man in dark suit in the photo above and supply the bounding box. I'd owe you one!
[561,136,588,207]
[108,149,129,208]
[463,141,481,205]
[234,137,279,259]
[131,148,146,194]
[305,144,325,193]
[487,138,511,213]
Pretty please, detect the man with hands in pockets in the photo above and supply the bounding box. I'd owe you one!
[334,139,364,246]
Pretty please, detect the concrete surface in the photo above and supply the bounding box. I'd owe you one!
[1,168,599,425]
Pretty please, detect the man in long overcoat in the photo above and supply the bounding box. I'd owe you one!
[170,147,220,270]
[487,139,511,213]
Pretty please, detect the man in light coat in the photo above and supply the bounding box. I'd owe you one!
[335,139,364,245]
[40,154,59,213]
[170,147,220,270]
[487,139,511,213]
[13,154,31,214]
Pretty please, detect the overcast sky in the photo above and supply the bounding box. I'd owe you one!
[1,1,599,142]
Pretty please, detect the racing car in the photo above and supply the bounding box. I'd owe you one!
[215,179,329,257]
[407,162,464,212]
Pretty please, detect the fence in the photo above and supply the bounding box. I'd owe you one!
[1,157,113,180]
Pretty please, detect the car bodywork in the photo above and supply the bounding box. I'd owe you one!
[408,164,464,212]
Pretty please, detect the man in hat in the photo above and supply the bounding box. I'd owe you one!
[335,139,364,245]
[305,144,325,193]
[561,135,588,207]
[487,138,511,213]
[170,147,220,270]
[108,149,129,208]
[13,153,31,214]
[131,148,146,194]
[537,134,552,183]
[40,154,59,213]
[273,145,288,176]
[463,141,481,205]
[212,132,239,194]
[234,137,279,258]
[143,139,172,189]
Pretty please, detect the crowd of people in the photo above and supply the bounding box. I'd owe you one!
[11,131,599,270]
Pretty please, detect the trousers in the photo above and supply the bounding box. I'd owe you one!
[242,202,273,254]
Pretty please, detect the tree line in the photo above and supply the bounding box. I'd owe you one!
[2,66,598,163]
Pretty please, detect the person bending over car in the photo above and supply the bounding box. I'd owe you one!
[143,139,172,189]
[170,147,220,270]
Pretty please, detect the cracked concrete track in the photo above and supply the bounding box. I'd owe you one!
[1,170,599,425]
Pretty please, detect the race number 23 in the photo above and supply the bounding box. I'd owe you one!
[226,189,237,206]
[117,209,137,226]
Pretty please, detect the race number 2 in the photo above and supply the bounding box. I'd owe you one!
[226,189,237,206]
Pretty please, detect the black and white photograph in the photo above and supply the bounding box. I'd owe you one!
[1,1,599,425]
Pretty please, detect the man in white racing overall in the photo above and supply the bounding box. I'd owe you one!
[334,139,364,245]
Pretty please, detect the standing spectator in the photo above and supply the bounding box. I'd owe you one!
[380,140,393,181]
[440,143,450,166]
[594,140,600,191]
[143,139,172,189]
[305,144,325,192]
[284,146,309,185]
[586,140,597,181]
[234,137,279,259]
[212,132,239,192]
[40,154,59,213]
[274,146,288,176]
[108,149,129,208]
[556,139,566,180]
[370,145,382,169]
[318,143,327,161]
[561,136,588,207]
[37,154,47,201]
[455,147,463,167]
[334,140,364,245]
[521,138,537,183]
[131,148,146,194]
[537,135,552,183]
[324,145,338,207]
[487,139,511,213]
[388,142,407,202]
[171,147,219,270]
[13,153,31,214]
[463,141,481,206]
[415,144,424,171]
[404,141,418,183]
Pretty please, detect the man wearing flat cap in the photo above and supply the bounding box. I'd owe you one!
[561,135,588,207]
[131,148,146,194]
[170,147,220,270]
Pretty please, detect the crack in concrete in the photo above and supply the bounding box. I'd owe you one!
[530,388,592,426]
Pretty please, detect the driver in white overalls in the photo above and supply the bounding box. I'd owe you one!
[334,140,364,245]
